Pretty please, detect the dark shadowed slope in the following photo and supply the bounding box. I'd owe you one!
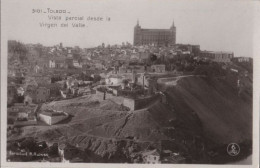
[166,76,252,144]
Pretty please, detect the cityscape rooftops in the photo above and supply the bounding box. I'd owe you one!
[200,50,233,54]
[8,103,38,113]
[142,149,160,157]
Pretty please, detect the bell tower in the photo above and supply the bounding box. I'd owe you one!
[134,20,141,46]
[170,19,176,45]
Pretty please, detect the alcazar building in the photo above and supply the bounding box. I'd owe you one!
[133,20,176,46]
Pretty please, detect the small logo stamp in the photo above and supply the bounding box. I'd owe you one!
[227,143,240,156]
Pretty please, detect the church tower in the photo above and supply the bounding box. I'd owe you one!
[134,20,141,46]
[170,19,176,45]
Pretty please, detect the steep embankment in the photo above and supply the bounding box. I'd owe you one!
[87,101,176,142]
[11,95,179,161]
[166,76,252,145]
[10,76,252,162]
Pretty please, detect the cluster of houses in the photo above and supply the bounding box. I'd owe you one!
[60,75,95,99]
[57,143,186,163]
[8,41,244,77]
[7,41,253,119]
[7,103,38,128]
[7,101,69,129]
[8,72,97,106]
[8,41,252,86]
[7,135,187,163]
[7,42,252,132]
[141,149,186,164]
[7,42,252,161]
[22,75,60,104]
[117,64,166,74]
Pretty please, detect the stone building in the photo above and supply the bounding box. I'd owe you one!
[49,57,66,68]
[175,44,200,56]
[133,20,176,46]
[200,51,234,63]
[213,52,234,63]
[142,149,161,164]
[233,57,252,63]
[151,64,166,73]
[35,87,50,103]
[8,85,17,105]
[7,103,38,126]
[30,74,52,85]
[38,109,69,125]
[105,75,123,85]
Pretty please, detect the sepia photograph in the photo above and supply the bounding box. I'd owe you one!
[1,0,259,167]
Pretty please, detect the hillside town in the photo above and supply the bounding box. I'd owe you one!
[7,21,253,163]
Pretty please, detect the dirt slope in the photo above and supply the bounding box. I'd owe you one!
[87,101,176,141]
[166,76,252,144]
[9,76,252,162]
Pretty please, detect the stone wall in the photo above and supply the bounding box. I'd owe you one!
[123,98,136,110]
[39,114,52,125]
[95,90,113,100]
[39,112,69,125]
[123,94,159,111]
[51,114,68,125]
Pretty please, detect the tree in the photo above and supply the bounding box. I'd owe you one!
[122,79,129,89]
[35,44,43,57]
[150,54,157,64]
[93,75,101,83]
[194,63,226,78]
[63,81,67,89]
[8,40,28,64]
[48,143,58,156]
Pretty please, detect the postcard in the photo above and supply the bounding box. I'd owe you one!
[1,0,259,167]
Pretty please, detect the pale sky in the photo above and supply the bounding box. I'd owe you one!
[3,0,258,57]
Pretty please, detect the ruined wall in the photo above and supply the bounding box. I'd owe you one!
[51,114,68,125]
[123,95,159,111]
[95,90,113,100]
[39,113,69,125]
[39,114,52,125]
[123,98,136,110]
